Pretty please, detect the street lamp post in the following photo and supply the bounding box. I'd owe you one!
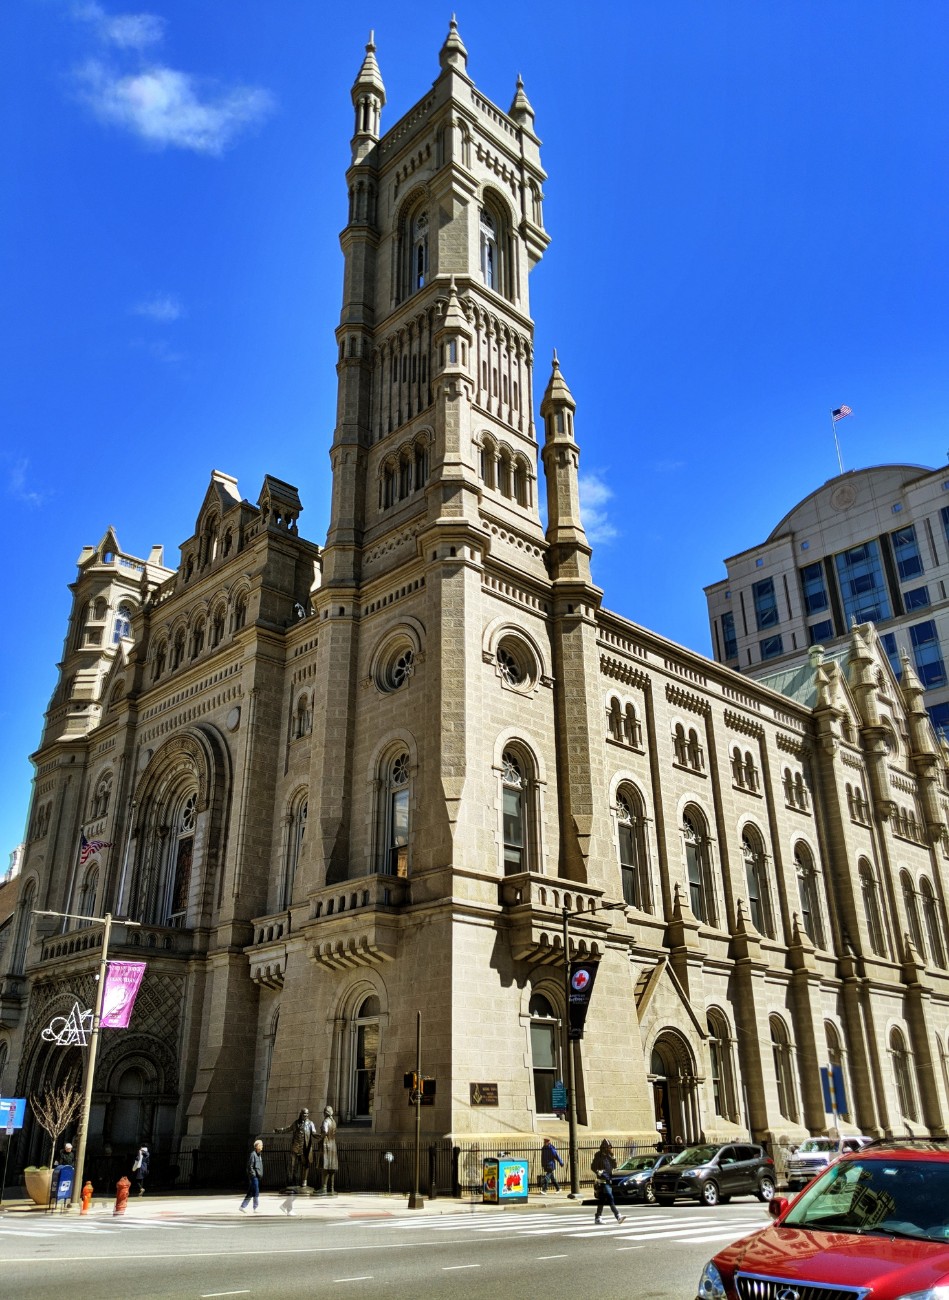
[561,900,626,1200]
[33,909,140,1206]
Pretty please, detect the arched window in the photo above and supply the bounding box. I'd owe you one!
[113,603,133,644]
[890,1027,918,1122]
[294,695,311,740]
[742,830,773,937]
[616,788,650,911]
[76,865,99,927]
[687,729,704,771]
[860,859,887,956]
[707,1010,736,1120]
[770,1016,799,1122]
[399,453,412,499]
[351,994,380,1121]
[731,748,745,787]
[0,1040,8,1091]
[794,844,824,949]
[412,211,428,291]
[901,871,925,958]
[607,698,622,741]
[153,640,167,681]
[480,208,498,289]
[233,596,247,632]
[502,748,535,875]
[479,438,498,490]
[190,619,205,659]
[163,791,196,927]
[413,438,429,490]
[673,724,688,766]
[171,630,186,670]
[921,878,946,969]
[528,993,560,1115]
[210,606,226,648]
[11,881,36,974]
[379,751,410,876]
[623,704,641,748]
[282,798,306,909]
[683,810,714,925]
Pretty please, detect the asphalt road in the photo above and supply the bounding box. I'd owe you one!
[0,1199,772,1299]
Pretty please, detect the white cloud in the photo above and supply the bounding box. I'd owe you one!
[8,458,45,508]
[131,337,185,364]
[76,60,274,154]
[74,3,165,51]
[579,472,619,545]
[133,293,183,322]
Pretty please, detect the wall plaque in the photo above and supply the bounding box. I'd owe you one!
[469,1082,499,1106]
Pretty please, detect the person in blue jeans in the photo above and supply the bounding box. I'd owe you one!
[591,1140,626,1225]
[240,1140,264,1213]
[540,1138,564,1193]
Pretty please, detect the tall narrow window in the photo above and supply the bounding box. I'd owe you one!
[412,212,428,291]
[795,844,825,949]
[742,831,772,937]
[528,994,559,1115]
[799,561,830,616]
[902,871,925,958]
[381,752,410,876]
[113,603,133,644]
[616,789,649,911]
[721,610,738,660]
[890,1027,918,1121]
[910,619,947,688]
[352,995,380,1121]
[282,798,307,909]
[11,882,36,974]
[502,750,526,875]
[860,859,887,957]
[770,1016,799,1122]
[752,577,780,631]
[834,541,892,625]
[480,209,497,289]
[683,811,713,925]
[707,1011,735,1120]
[921,878,946,969]
[164,792,196,927]
[78,866,99,925]
[891,524,924,582]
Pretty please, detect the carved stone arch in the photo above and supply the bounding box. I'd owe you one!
[483,616,551,685]
[100,1033,180,1095]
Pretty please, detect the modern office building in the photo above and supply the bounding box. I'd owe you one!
[706,463,949,736]
[5,27,949,1177]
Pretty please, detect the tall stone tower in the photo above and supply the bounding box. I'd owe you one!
[265,22,655,1138]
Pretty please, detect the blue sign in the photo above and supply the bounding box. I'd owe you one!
[820,1064,847,1116]
[56,1166,74,1203]
[551,1081,567,1111]
[0,1098,26,1131]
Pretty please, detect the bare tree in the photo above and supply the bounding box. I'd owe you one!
[30,1083,83,1168]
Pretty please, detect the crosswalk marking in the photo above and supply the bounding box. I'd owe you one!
[0,1216,219,1238]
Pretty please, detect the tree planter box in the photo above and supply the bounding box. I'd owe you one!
[24,1167,52,1206]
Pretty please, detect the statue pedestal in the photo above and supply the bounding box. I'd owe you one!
[283,1185,315,1196]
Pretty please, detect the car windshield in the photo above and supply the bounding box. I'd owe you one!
[670,1145,720,1166]
[617,1156,657,1173]
[795,1139,840,1155]
[783,1158,949,1242]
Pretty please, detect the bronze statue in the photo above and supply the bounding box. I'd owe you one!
[275,1107,318,1188]
[317,1105,338,1195]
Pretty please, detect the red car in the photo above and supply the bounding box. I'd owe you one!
[696,1139,949,1299]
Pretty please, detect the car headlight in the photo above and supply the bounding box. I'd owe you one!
[629,1172,648,1182]
[896,1289,949,1299]
[680,1169,700,1178]
[696,1260,726,1299]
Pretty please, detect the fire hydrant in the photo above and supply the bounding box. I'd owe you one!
[114,1175,131,1216]
[80,1181,93,1215]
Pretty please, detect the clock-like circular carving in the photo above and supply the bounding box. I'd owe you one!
[830,483,857,512]
[226,707,241,732]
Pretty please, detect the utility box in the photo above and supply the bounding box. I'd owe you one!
[482,1157,529,1204]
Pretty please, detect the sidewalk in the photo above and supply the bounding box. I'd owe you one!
[0,1189,570,1220]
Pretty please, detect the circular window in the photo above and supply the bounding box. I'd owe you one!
[375,638,417,692]
[495,636,535,690]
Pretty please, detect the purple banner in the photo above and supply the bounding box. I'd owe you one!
[100,960,146,1029]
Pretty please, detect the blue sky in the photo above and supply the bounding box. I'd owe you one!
[4,0,949,862]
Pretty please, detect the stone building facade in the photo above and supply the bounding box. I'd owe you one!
[4,24,949,1165]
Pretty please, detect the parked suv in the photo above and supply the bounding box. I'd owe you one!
[696,1138,949,1300]
[785,1134,872,1190]
[650,1142,775,1207]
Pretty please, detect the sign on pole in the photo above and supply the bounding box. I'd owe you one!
[0,1099,26,1132]
[567,961,599,1040]
[820,1064,848,1119]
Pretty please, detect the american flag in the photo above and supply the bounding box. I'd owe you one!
[79,832,114,866]
[832,405,853,421]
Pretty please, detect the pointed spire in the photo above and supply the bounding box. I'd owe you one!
[439,15,468,73]
[900,649,925,701]
[508,74,535,126]
[350,32,385,155]
[352,31,385,101]
[541,350,576,417]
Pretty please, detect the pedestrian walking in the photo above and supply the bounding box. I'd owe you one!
[591,1139,626,1225]
[539,1137,564,1193]
[131,1145,149,1195]
[240,1139,264,1213]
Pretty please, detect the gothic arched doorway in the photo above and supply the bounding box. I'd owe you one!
[650,1030,702,1146]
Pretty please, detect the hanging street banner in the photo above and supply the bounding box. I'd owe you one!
[101,960,147,1029]
[567,960,600,1040]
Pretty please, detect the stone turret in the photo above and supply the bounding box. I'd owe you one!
[350,33,385,161]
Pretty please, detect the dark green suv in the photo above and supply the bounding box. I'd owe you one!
[650,1142,776,1207]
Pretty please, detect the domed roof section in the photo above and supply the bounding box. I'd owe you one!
[766,463,934,542]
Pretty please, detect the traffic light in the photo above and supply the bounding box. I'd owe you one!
[420,1077,436,1097]
[403,1071,418,1090]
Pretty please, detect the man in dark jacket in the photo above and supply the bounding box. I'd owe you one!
[240,1140,264,1213]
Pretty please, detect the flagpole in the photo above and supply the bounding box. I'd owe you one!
[830,409,844,476]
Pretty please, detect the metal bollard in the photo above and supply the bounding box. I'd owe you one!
[80,1181,93,1215]
[428,1143,438,1201]
[113,1175,131,1216]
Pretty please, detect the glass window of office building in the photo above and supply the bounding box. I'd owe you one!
[834,541,892,625]
[880,632,902,680]
[752,577,779,631]
[910,619,947,689]
[721,610,737,660]
[800,562,829,615]
[891,525,924,582]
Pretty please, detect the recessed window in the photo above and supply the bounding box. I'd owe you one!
[721,611,737,660]
[892,524,924,581]
[379,752,410,876]
[904,585,931,611]
[800,561,829,615]
[892,502,903,513]
[759,634,784,661]
[752,577,779,631]
[808,620,833,646]
[910,619,947,688]
[880,631,902,678]
[800,541,810,551]
[495,637,535,690]
[529,994,559,1115]
[755,558,764,568]
[834,540,892,624]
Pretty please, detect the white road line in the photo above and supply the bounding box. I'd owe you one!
[616,1245,646,1251]
[536,1254,569,1259]
[200,1291,251,1297]
[443,1264,480,1270]
[333,1278,373,1283]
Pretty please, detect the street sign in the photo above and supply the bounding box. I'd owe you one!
[551,1081,567,1111]
[0,1099,26,1131]
[820,1064,847,1117]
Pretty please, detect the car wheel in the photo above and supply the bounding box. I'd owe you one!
[656,1196,675,1207]
[644,1182,656,1205]
[756,1177,775,1202]
[700,1181,720,1207]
